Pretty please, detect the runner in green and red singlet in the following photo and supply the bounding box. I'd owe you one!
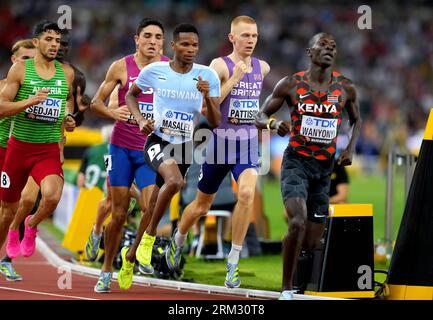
[0,20,76,262]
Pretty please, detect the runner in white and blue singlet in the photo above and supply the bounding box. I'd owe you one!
[125,23,221,278]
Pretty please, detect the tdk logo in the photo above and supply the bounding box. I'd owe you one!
[45,98,61,108]
[166,110,193,121]
[233,100,258,109]
[313,118,336,128]
[139,102,153,112]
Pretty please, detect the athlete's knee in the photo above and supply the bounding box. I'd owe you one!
[289,215,307,235]
[110,211,127,227]
[100,198,111,212]
[237,185,255,206]
[194,202,211,218]
[164,176,184,194]
[19,195,36,212]
[41,192,61,208]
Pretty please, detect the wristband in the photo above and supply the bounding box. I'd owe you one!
[65,113,76,121]
[267,118,276,130]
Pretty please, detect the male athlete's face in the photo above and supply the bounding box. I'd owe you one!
[11,47,36,63]
[229,22,258,57]
[135,25,164,58]
[56,33,70,59]
[172,32,199,64]
[308,36,337,68]
[33,30,61,61]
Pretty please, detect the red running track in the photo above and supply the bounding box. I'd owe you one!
[0,247,249,300]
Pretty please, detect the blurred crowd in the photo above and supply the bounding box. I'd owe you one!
[1,0,432,172]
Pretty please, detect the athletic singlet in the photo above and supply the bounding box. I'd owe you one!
[288,70,346,160]
[12,58,68,143]
[111,54,169,151]
[135,61,220,144]
[215,56,262,141]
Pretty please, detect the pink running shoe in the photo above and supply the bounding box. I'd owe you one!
[6,230,21,259]
[20,216,38,258]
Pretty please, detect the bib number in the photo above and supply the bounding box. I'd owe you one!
[300,115,337,144]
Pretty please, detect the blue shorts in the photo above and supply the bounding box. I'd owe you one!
[108,144,156,190]
[197,134,259,195]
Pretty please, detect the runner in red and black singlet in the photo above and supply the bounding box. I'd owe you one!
[255,33,362,299]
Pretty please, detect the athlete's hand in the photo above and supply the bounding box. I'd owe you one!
[30,88,49,105]
[196,76,210,98]
[109,105,130,122]
[337,149,353,166]
[64,114,76,132]
[274,120,291,137]
[139,119,155,135]
[233,60,247,83]
[76,86,91,112]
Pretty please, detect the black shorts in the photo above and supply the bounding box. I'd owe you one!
[143,134,192,188]
[280,147,334,224]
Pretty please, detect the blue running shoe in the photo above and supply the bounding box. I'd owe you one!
[94,271,112,293]
[224,263,240,288]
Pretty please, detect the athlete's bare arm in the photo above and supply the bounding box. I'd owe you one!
[63,64,76,132]
[0,62,48,118]
[210,58,244,104]
[125,83,154,135]
[196,75,220,128]
[338,79,362,166]
[255,76,295,136]
[259,60,271,79]
[90,59,130,121]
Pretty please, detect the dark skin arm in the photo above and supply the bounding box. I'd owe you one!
[196,75,220,128]
[255,76,294,136]
[126,83,154,135]
[71,65,90,126]
[337,79,362,166]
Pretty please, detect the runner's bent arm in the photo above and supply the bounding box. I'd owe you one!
[125,83,154,135]
[337,80,362,166]
[209,58,236,104]
[0,62,48,118]
[255,76,294,136]
[64,64,76,132]
[90,59,130,121]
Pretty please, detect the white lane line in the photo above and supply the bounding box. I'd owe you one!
[0,286,98,300]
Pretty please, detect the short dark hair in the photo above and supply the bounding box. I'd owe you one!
[308,32,334,48]
[173,23,199,41]
[136,18,164,36]
[32,20,61,38]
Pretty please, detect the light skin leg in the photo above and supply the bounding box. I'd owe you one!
[9,176,39,231]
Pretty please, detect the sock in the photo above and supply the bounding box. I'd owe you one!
[227,244,243,264]
[174,230,187,247]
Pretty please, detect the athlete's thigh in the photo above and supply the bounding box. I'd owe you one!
[39,174,64,200]
[108,144,134,188]
[197,162,231,195]
[131,149,156,191]
[280,150,309,204]
[306,174,331,224]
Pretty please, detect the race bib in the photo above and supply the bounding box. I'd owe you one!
[159,109,194,140]
[103,155,112,171]
[126,102,154,125]
[25,96,62,123]
[228,98,259,125]
[300,115,337,144]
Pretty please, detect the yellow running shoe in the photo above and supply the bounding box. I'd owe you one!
[136,233,155,274]
[118,246,135,290]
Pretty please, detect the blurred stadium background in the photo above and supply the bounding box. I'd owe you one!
[1,0,432,291]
